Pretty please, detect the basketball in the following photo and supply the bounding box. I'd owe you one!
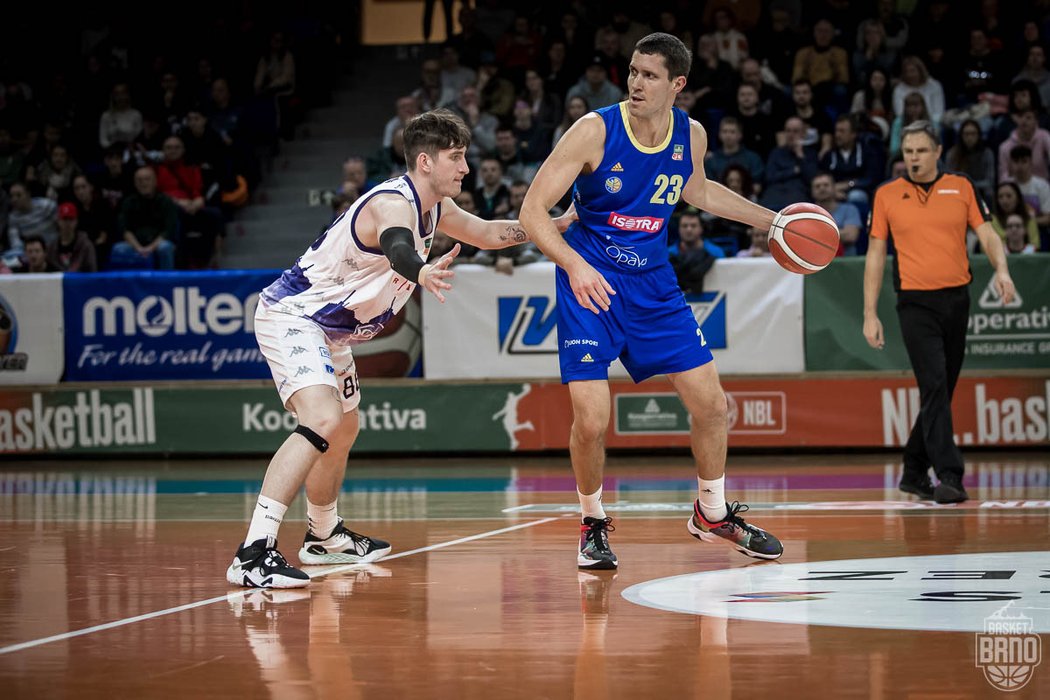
[768,203,840,274]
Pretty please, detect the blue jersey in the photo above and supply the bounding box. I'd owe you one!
[567,102,694,273]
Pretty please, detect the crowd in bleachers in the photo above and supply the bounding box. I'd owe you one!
[328,0,1049,284]
[0,12,345,273]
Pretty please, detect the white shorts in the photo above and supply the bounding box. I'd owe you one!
[255,302,361,412]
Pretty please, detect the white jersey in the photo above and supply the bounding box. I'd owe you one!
[260,175,438,345]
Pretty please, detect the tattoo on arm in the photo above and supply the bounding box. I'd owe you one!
[499,225,529,244]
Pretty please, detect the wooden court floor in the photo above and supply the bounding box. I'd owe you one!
[0,452,1048,699]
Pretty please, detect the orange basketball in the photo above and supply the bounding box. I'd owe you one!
[767,203,840,274]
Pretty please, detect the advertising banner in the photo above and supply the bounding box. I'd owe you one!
[0,274,64,385]
[63,271,275,381]
[806,255,1050,371]
[423,259,804,379]
[2,374,1045,455]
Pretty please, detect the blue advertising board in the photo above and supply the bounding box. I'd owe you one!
[63,270,280,381]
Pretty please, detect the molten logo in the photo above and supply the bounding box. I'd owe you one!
[607,212,664,232]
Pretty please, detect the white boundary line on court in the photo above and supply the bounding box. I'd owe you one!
[0,517,559,657]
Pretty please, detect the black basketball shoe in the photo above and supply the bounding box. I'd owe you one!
[933,477,969,504]
[578,516,618,570]
[226,537,310,588]
[899,473,935,500]
[687,500,784,560]
[298,519,392,565]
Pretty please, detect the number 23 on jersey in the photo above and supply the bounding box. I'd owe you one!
[650,174,683,205]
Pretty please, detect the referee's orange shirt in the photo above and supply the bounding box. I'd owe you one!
[869,171,991,291]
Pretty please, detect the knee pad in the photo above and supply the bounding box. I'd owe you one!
[294,424,330,453]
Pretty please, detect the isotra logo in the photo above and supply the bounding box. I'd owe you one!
[607,212,664,232]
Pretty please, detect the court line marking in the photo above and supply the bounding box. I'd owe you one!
[0,517,558,657]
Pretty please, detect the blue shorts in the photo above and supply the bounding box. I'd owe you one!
[556,263,714,383]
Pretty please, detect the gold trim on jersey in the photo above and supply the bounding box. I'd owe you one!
[618,101,673,154]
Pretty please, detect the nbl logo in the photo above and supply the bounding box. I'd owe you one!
[497,296,558,355]
[975,604,1042,691]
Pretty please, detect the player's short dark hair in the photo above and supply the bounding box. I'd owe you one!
[403,108,472,170]
[901,120,941,147]
[634,32,691,81]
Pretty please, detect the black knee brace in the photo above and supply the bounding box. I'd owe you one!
[294,424,330,453]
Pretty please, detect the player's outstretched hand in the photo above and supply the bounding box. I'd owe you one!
[420,243,460,303]
[568,259,616,314]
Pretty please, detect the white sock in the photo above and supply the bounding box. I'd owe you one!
[577,486,607,521]
[244,495,287,547]
[307,498,340,538]
[698,476,727,521]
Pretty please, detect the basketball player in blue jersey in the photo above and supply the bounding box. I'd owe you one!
[521,33,785,569]
[228,109,576,588]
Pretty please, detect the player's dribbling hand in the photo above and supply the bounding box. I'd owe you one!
[569,260,616,314]
[863,315,884,350]
[420,243,460,303]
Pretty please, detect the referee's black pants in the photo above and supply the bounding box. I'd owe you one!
[896,285,970,483]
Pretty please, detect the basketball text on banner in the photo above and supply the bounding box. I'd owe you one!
[422,259,805,379]
[805,254,1050,371]
[0,274,64,386]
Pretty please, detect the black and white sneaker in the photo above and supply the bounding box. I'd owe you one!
[298,519,392,565]
[226,537,310,589]
[578,516,618,570]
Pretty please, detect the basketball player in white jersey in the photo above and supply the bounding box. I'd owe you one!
[228,109,576,588]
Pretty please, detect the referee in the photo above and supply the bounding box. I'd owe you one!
[863,120,1016,504]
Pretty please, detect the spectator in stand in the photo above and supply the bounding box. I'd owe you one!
[383,96,420,149]
[26,144,82,201]
[1005,146,1050,229]
[99,83,143,151]
[762,117,819,212]
[154,71,190,132]
[946,119,995,204]
[811,171,861,255]
[856,0,908,66]
[669,210,721,294]
[1014,44,1050,109]
[792,19,849,108]
[338,157,370,200]
[14,236,57,273]
[437,45,476,107]
[473,157,510,220]
[598,6,652,60]
[892,56,945,126]
[496,14,544,75]
[366,126,408,183]
[850,68,893,139]
[958,28,1006,105]
[131,111,170,166]
[98,145,135,214]
[47,202,97,272]
[553,95,588,149]
[446,84,498,168]
[852,19,897,88]
[542,40,576,102]
[1003,213,1036,254]
[890,92,937,159]
[493,126,537,184]
[705,164,758,254]
[991,181,1041,252]
[566,54,624,111]
[522,68,562,134]
[595,28,630,91]
[820,114,885,205]
[475,180,545,274]
[730,83,778,158]
[0,127,24,188]
[990,81,1050,149]
[751,4,802,87]
[254,31,298,140]
[998,109,1050,182]
[550,11,592,79]
[688,34,736,115]
[738,57,792,124]
[71,175,114,269]
[180,107,235,201]
[783,80,833,157]
[704,7,749,70]
[155,135,223,267]
[657,11,693,57]
[208,78,243,147]
[447,6,494,70]
[511,100,552,166]
[705,116,764,191]
[736,225,772,257]
[5,182,58,254]
[112,167,177,270]
[477,53,516,121]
